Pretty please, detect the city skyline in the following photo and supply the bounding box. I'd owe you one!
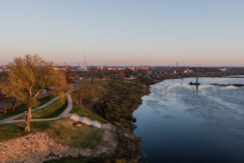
[1,0,244,66]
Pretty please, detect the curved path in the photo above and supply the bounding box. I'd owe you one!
[0,95,115,130]
[0,95,72,124]
[0,96,59,123]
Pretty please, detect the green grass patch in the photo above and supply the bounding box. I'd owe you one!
[45,157,127,163]
[0,119,104,148]
[0,104,26,120]
[0,123,27,141]
[32,119,103,148]
[37,96,53,106]
[44,157,93,163]
[0,96,53,120]
[71,95,108,123]
[31,99,67,119]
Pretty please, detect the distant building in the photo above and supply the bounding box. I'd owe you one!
[107,67,126,71]
[77,65,88,71]
[128,66,135,71]
[184,69,194,74]
[53,66,65,71]
[97,66,103,70]
[126,76,136,80]
[135,66,149,70]
[220,68,227,72]
[53,67,61,71]
[0,65,8,72]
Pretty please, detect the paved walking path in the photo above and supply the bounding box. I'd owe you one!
[0,96,59,124]
[0,95,71,124]
[0,94,115,130]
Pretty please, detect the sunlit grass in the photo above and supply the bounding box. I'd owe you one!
[0,96,53,120]
[71,95,108,123]
[44,157,93,163]
[31,99,67,119]
[0,118,103,148]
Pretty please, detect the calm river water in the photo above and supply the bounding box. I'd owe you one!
[133,77,244,163]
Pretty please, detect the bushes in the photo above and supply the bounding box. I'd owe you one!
[94,80,149,129]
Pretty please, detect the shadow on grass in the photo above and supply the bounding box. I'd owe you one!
[0,119,103,149]
[0,96,53,120]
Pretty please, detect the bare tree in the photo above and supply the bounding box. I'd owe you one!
[75,79,95,106]
[119,70,125,81]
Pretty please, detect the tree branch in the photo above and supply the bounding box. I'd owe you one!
[34,89,42,99]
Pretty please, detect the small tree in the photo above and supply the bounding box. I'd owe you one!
[0,72,10,114]
[1,71,20,113]
[9,97,17,112]
[0,93,8,114]
[118,70,125,81]
[0,55,67,132]
[88,67,98,83]
[65,66,77,84]
[75,79,95,106]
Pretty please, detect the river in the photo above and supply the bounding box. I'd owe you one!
[133,77,244,163]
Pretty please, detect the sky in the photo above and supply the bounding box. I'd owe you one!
[0,0,244,66]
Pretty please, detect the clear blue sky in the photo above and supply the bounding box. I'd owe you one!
[0,0,244,66]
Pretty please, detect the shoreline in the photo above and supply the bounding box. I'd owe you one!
[211,83,244,87]
[46,77,166,162]
[0,78,165,163]
[53,77,167,162]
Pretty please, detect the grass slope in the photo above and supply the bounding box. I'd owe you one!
[0,118,103,148]
[44,157,93,163]
[94,80,150,129]
[71,95,107,123]
[0,96,53,120]
[31,99,67,119]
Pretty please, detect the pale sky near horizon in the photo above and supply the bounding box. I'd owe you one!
[0,0,244,66]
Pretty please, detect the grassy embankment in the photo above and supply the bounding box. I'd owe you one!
[45,158,93,163]
[96,80,149,129]
[0,118,103,148]
[45,157,127,163]
[71,95,108,123]
[0,77,163,162]
[0,96,103,148]
[66,77,162,162]
[72,77,162,129]
[0,96,53,120]
[95,77,162,129]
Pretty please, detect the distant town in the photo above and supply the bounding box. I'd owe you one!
[1,64,243,80]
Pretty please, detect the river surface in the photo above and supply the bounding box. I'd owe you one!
[133,77,244,163]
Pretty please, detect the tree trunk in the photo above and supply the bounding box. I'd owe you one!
[79,96,82,106]
[3,98,7,114]
[11,98,16,112]
[25,106,32,132]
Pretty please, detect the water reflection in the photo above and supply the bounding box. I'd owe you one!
[134,78,244,163]
[195,84,199,91]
